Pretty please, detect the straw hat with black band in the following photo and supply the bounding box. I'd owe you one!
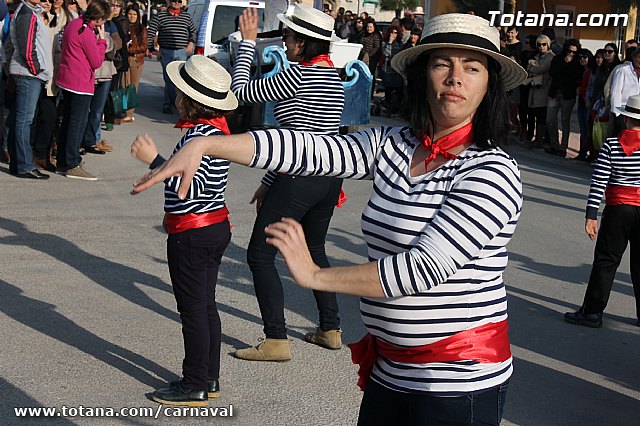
[616,95,640,120]
[392,13,527,91]
[166,55,238,111]
[277,4,335,41]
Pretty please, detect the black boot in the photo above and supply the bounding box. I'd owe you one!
[152,382,207,406]
[564,308,603,328]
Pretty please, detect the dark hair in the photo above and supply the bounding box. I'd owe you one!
[290,31,331,62]
[525,34,537,47]
[79,0,110,33]
[624,46,639,62]
[541,27,555,40]
[562,38,581,58]
[384,24,402,42]
[626,116,640,128]
[579,48,595,71]
[178,94,231,122]
[404,52,510,150]
[626,39,638,45]
[126,4,143,41]
[506,25,518,33]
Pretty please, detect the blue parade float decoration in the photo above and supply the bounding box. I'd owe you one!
[257,45,372,128]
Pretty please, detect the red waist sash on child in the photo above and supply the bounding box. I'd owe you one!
[605,185,640,207]
[164,206,230,235]
[348,319,512,391]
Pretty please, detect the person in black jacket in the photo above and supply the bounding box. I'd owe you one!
[545,39,583,157]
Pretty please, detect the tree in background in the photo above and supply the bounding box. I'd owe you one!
[379,0,422,19]
[452,0,515,20]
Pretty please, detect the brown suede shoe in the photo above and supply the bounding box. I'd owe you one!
[33,157,56,172]
[96,140,113,152]
[234,338,291,361]
[305,328,342,350]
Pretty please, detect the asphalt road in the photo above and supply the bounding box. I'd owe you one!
[1,59,638,425]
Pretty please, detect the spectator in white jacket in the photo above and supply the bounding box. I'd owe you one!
[609,47,640,137]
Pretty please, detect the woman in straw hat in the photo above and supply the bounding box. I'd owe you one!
[229,5,346,361]
[131,55,238,406]
[133,13,526,423]
[565,94,640,329]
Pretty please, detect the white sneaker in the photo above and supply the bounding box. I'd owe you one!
[64,165,97,181]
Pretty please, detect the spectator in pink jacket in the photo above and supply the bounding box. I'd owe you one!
[55,0,109,181]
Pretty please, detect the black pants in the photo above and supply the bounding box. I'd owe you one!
[167,221,231,391]
[582,204,640,318]
[358,380,509,425]
[57,90,92,170]
[531,106,547,144]
[32,93,57,159]
[246,175,342,339]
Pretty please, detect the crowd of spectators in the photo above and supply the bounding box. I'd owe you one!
[500,26,640,162]
[0,0,149,180]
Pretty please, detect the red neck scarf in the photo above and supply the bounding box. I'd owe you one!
[618,129,640,156]
[421,122,474,168]
[174,117,231,135]
[168,7,180,17]
[299,54,334,68]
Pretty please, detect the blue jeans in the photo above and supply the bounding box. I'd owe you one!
[577,101,591,157]
[358,380,509,425]
[57,90,92,170]
[82,81,111,148]
[8,76,43,174]
[160,48,187,109]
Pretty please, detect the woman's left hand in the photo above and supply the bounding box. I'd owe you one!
[239,8,259,42]
[265,218,320,289]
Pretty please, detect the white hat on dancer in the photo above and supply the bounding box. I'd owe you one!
[277,4,335,41]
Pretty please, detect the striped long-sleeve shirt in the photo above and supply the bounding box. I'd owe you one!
[248,126,523,395]
[161,125,230,214]
[232,40,344,186]
[586,137,640,219]
[147,10,196,51]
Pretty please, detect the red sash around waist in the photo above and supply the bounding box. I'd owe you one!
[348,319,512,391]
[605,186,640,207]
[164,206,230,234]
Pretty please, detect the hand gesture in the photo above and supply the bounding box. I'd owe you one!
[239,8,259,42]
[585,219,598,241]
[264,218,320,289]
[132,134,208,198]
[96,24,105,40]
[131,134,159,165]
[389,32,397,43]
[185,42,195,56]
[249,183,269,213]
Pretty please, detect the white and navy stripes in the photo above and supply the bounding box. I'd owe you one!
[147,10,197,51]
[586,137,640,219]
[248,126,522,395]
[232,40,344,186]
[163,125,230,214]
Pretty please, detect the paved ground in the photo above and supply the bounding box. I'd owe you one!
[1,59,638,425]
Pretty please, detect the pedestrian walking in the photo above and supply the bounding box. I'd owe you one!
[131,55,238,406]
[132,13,527,424]
[564,94,640,329]
[147,0,196,114]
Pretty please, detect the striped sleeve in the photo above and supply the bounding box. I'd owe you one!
[14,7,43,76]
[166,127,226,200]
[378,157,523,297]
[147,15,159,50]
[248,127,383,179]
[231,41,301,104]
[586,140,613,219]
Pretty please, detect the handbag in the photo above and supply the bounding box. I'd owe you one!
[106,74,126,116]
[592,120,607,150]
[123,83,139,110]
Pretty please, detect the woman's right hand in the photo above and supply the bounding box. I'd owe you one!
[132,134,210,197]
[250,183,269,213]
[97,24,105,40]
[239,8,259,42]
[585,219,598,241]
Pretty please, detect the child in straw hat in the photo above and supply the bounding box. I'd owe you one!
[131,55,238,407]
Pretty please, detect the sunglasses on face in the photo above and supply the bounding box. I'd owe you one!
[605,49,615,53]
[111,3,121,7]
[537,43,547,47]
[171,0,183,2]
[579,54,588,59]
[567,50,577,55]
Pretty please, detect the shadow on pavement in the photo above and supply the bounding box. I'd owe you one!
[0,279,176,388]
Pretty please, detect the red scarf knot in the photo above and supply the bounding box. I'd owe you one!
[618,129,640,156]
[299,54,335,68]
[168,7,181,17]
[174,117,231,135]
[421,122,474,168]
